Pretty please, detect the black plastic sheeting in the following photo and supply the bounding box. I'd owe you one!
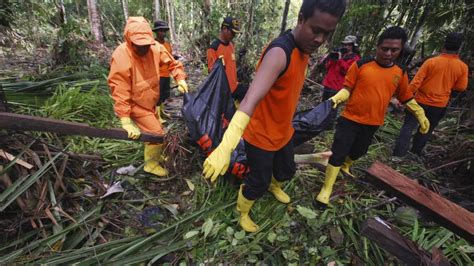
[182,59,248,178]
[182,58,335,179]
[292,100,335,147]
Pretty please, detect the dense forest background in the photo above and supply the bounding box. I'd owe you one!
[1,0,473,75]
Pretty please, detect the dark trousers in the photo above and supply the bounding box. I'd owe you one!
[393,103,446,156]
[329,117,379,166]
[322,87,339,126]
[158,77,171,104]
[243,139,296,200]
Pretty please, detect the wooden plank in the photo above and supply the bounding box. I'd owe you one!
[366,161,474,243]
[0,149,34,169]
[361,217,450,265]
[0,112,163,143]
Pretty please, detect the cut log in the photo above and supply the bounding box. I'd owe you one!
[0,112,163,143]
[361,217,450,265]
[366,161,474,243]
[294,151,332,166]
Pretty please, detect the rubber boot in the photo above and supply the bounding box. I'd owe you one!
[155,106,166,124]
[315,164,340,209]
[341,157,355,177]
[144,143,168,176]
[268,176,290,203]
[160,102,170,117]
[236,185,259,232]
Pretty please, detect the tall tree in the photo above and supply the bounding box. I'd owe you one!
[202,0,211,44]
[280,0,291,35]
[121,0,128,21]
[86,0,103,44]
[57,0,67,25]
[165,0,175,43]
[409,2,429,47]
[154,0,160,21]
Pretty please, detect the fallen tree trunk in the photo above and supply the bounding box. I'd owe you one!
[366,161,474,243]
[0,112,163,143]
[361,217,450,265]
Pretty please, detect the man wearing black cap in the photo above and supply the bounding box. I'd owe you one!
[153,20,175,122]
[393,32,468,157]
[207,16,247,102]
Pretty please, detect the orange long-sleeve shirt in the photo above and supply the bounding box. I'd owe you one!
[158,40,173,77]
[410,53,468,107]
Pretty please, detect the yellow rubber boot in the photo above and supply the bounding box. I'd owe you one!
[341,157,355,177]
[268,176,290,203]
[315,164,341,206]
[155,106,166,124]
[236,185,259,232]
[160,102,170,117]
[144,143,168,176]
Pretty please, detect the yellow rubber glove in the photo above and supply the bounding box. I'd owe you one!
[406,99,430,134]
[203,110,250,182]
[330,88,350,108]
[120,117,141,139]
[177,80,188,94]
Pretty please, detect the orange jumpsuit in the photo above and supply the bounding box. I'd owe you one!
[158,40,173,78]
[108,17,186,136]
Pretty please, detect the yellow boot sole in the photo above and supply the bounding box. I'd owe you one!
[144,163,168,176]
[239,214,259,232]
[268,186,290,203]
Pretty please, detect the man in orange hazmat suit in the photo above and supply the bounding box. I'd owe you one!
[108,16,188,176]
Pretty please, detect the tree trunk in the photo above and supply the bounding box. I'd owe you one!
[243,0,255,45]
[75,0,80,16]
[170,0,176,41]
[203,0,211,14]
[165,0,175,43]
[239,0,255,68]
[280,0,291,35]
[121,0,128,21]
[404,0,422,32]
[86,0,103,44]
[396,1,409,26]
[200,0,212,55]
[154,0,160,20]
[409,2,429,47]
[203,0,211,29]
[57,0,67,24]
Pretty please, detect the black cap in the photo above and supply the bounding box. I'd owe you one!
[221,17,241,33]
[152,20,170,31]
[444,32,463,51]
